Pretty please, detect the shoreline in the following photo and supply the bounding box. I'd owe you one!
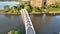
[0,12,60,15]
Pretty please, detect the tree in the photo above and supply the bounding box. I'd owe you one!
[15,30,22,34]
[8,30,14,34]
[4,5,9,9]
[8,30,22,34]
[10,6,19,14]
[4,5,10,12]
[24,2,32,12]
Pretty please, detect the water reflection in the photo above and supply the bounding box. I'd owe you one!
[30,15,42,34]
[0,15,60,34]
[30,14,60,34]
[39,14,52,34]
[0,15,25,34]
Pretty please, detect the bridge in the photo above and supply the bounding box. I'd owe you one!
[20,9,36,34]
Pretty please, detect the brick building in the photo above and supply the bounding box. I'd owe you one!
[30,0,56,8]
[30,0,43,7]
[46,0,55,5]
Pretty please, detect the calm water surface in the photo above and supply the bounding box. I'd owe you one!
[0,14,60,34]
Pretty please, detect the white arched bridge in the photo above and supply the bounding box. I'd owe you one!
[20,9,36,34]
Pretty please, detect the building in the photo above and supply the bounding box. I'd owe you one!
[30,0,56,8]
[46,0,55,5]
[30,0,43,7]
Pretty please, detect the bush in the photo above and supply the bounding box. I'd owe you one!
[15,30,22,34]
[20,4,24,9]
[32,8,45,12]
[48,2,60,8]
[24,5,32,12]
[39,8,46,12]
[4,5,10,12]
[10,6,19,14]
[24,2,32,13]
[8,30,15,34]
[8,29,22,34]
[32,8,37,12]
[4,5,9,10]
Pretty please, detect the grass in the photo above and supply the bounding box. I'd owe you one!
[46,8,60,12]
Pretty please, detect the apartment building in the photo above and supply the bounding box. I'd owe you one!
[30,0,56,8]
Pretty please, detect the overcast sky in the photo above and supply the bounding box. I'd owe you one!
[0,0,30,1]
[0,1,19,10]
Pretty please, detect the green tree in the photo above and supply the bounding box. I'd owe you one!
[8,30,22,34]
[10,6,19,14]
[4,5,10,12]
[15,30,22,34]
[8,30,14,34]
[24,2,32,12]
[4,5,9,10]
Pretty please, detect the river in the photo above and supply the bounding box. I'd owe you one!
[0,1,60,34]
[0,14,60,34]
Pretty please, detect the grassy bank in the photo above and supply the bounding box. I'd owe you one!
[0,2,60,14]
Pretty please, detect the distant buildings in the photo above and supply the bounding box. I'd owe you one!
[30,0,56,8]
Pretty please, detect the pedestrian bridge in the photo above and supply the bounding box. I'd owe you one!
[20,9,36,34]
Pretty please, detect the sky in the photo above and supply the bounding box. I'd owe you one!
[0,0,30,1]
[0,0,60,10]
[0,1,19,10]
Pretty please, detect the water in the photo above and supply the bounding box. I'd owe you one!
[0,14,60,34]
[0,15,25,34]
[0,1,19,10]
[1,1,60,34]
[31,14,60,34]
